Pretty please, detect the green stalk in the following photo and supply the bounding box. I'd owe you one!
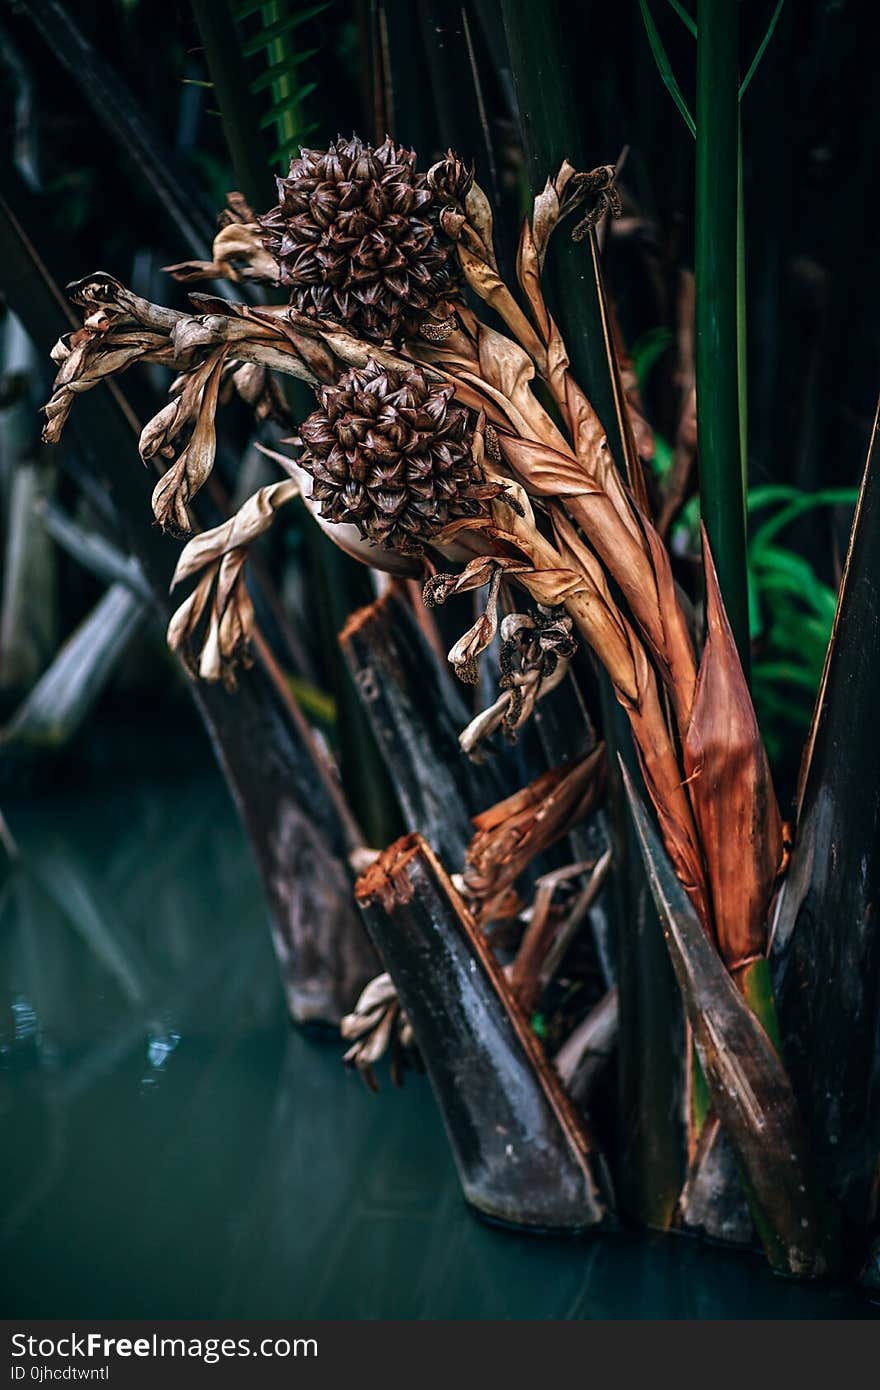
[736,119,748,489]
[499,0,625,465]
[190,0,273,209]
[695,0,750,675]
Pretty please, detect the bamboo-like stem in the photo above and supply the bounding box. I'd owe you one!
[500,0,625,466]
[356,833,611,1229]
[772,402,880,1242]
[736,120,748,488]
[696,0,750,674]
[190,0,275,212]
[339,586,511,869]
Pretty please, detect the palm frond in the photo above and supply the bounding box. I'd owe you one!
[232,0,329,172]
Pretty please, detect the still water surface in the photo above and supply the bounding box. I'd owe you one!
[1,767,875,1319]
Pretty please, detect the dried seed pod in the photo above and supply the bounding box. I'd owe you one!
[427,150,475,204]
[298,358,501,551]
[259,135,462,344]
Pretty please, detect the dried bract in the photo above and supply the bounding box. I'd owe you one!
[459,606,576,756]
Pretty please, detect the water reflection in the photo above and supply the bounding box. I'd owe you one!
[0,770,875,1319]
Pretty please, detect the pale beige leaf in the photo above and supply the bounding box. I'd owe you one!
[170,479,299,589]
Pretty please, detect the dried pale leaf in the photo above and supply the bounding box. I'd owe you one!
[140,350,222,461]
[515,218,551,343]
[197,551,253,687]
[499,435,600,499]
[66,272,182,332]
[348,972,398,1018]
[455,241,547,369]
[423,555,527,606]
[166,563,217,668]
[531,163,580,265]
[171,480,299,589]
[642,520,698,721]
[464,182,498,269]
[459,690,510,755]
[518,567,589,607]
[151,349,226,533]
[340,1004,388,1041]
[174,222,279,284]
[475,324,568,450]
[446,567,505,684]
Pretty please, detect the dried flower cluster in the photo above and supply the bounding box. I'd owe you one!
[40,139,780,976]
[258,136,465,344]
[298,360,500,550]
[40,131,830,1275]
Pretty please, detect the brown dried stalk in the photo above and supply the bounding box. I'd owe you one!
[409,162,780,973]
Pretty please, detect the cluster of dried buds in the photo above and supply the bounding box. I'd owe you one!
[41,133,782,995]
[340,972,420,1092]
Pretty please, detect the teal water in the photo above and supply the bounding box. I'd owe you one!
[0,765,875,1320]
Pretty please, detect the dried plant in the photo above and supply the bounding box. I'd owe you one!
[297,360,502,551]
[257,136,466,344]
[41,135,820,1273]
[39,146,783,973]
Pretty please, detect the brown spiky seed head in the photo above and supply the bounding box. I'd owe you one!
[259,135,460,344]
[298,360,500,550]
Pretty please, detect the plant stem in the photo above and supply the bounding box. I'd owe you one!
[500,0,625,465]
[190,0,274,211]
[695,0,750,675]
[736,119,748,489]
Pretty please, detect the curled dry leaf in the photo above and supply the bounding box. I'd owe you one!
[459,606,576,758]
[165,195,280,285]
[65,271,183,332]
[531,161,577,267]
[446,567,505,685]
[464,747,606,926]
[151,348,228,534]
[225,362,292,426]
[167,478,299,686]
[424,556,529,685]
[140,349,225,463]
[455,239,547,372]
[340,971,419,1092]
[42,315,176,445]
